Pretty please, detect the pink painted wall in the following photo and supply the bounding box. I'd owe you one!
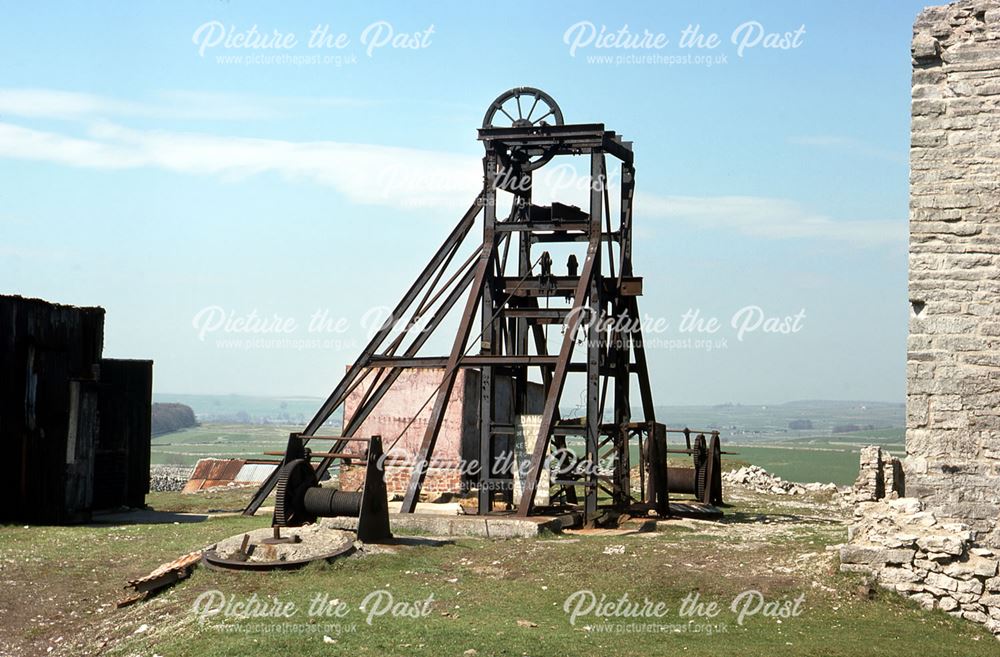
[343,367,475,466]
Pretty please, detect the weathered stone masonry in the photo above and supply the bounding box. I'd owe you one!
[841,1,1000,638]
[907,0,1000,549]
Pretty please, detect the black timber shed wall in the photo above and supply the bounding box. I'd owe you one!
[0,295,153,523]
[94,358,153,510]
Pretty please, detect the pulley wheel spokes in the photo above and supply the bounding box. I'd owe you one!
[482,87,564,171]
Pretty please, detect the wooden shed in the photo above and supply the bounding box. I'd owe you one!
[0,295,152,523]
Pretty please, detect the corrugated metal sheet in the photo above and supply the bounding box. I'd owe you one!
[183,458,248,492]
[235,463,277,483]
[189,458,242,482]
[183,458,280,492]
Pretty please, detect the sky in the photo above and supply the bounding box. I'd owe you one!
[0,1,929,405]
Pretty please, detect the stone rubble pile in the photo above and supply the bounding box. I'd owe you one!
[840,496,1000,637]
[851,445,904,503]
[149,465,194,492]
[723,464,838,496]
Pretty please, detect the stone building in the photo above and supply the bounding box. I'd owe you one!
[840,1,1000,637]
[907,0,1000,548]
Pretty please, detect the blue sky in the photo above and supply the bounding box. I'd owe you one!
[0,1,928,404]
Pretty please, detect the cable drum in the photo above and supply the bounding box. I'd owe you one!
[303,488,364,518]
[270,435,392,543]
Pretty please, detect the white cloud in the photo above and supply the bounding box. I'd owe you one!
[0,88,905,245]
[0,88,371,122]
[0,120,481,210]
[637,194,905,247]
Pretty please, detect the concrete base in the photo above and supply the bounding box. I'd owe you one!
[320,502,720,539]
[386,501,464,516]
[320,512,578,539]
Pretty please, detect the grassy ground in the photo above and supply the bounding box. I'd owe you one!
[726,427,905,486]
[724,445,862,486]
[156,422,902,486]
[1,487,996,657]
[150,424,298,466]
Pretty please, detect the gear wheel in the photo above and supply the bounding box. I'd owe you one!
[693,435,708,502]
[273,459,318,527]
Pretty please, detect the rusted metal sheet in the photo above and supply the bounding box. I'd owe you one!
[182,458,248,493]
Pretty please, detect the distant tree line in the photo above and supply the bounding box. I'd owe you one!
[151,403,198,436]
[832,423,876,434]
[788,419,814,430]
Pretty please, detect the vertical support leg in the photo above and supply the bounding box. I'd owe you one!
[707,432,723,506]
[477,374,494,513]
[649,422,669,516]
[618,163,635,282]
[612,298,632,508]
[626,296,656,423]
[478,238,497,514]
[585,289,600,521]
[584,151,604,522]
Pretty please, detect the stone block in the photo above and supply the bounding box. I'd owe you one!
[839,545,884,565]
[925,571,962,591]
[962,609,990,624]
[917,534,966,555]
[943,556,999,578]
[957,578,985,595]
[879,567,923,584]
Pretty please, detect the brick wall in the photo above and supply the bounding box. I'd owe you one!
[339,461,465,499]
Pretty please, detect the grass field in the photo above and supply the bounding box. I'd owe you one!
[654,400,905,443]
[153,393,326,425]
[152,422,905,486]
[728,427,905,485]
[2,487,995,657]
[724,446,860,485]
[150,393,906,487]
[151,424,299,466]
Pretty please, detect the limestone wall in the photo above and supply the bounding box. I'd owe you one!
[842,497,1000,633]
[907,0,1000,548]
